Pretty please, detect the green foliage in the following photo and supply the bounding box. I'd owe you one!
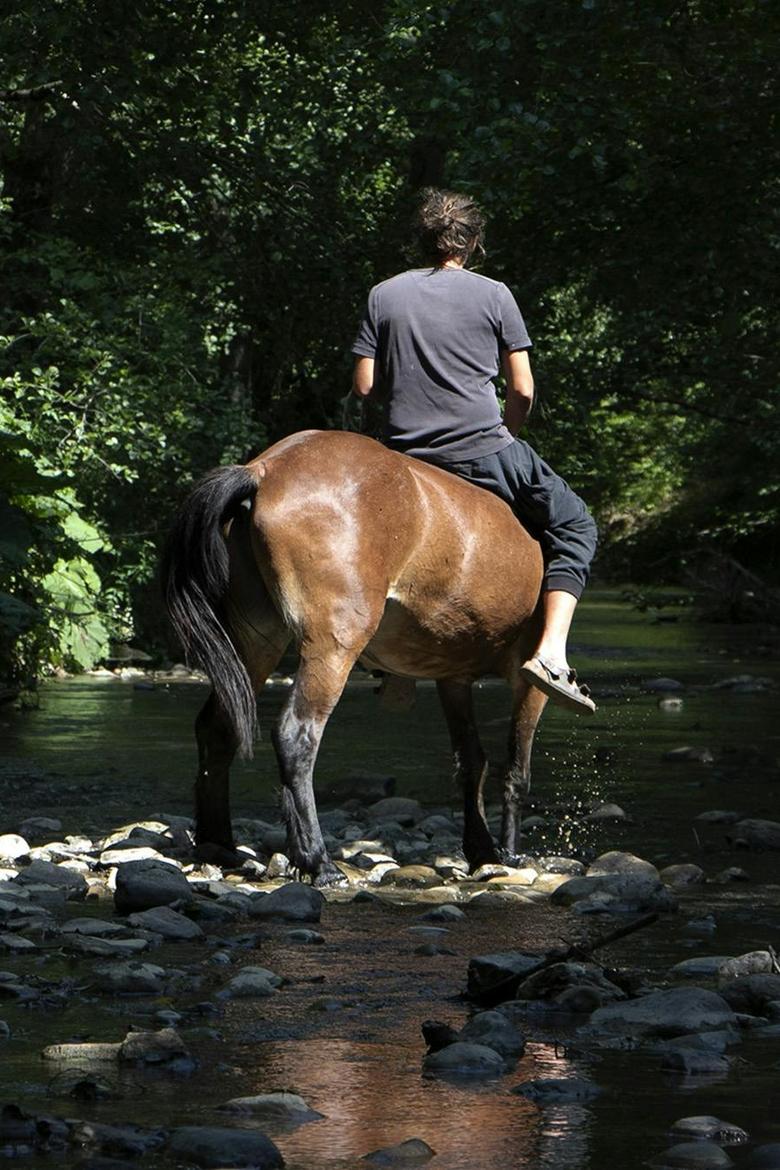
[1,0,777,683]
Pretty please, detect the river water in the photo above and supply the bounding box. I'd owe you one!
[1,588,779,1169]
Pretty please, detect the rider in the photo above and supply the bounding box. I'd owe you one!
[351,187,597,714]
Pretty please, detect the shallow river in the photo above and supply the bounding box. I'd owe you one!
[1,588,779,1169]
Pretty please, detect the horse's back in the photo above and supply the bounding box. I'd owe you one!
[244,430,543,676]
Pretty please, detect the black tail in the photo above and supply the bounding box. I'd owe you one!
[162,464,260,757]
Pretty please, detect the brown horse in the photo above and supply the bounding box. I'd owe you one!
[163,429,547,885]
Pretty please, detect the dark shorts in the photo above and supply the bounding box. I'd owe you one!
[416,439,598,600]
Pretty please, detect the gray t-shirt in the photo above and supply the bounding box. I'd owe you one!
[352,267,531,462]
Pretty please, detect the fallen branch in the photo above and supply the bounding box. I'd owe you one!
[472,911,659,1007]
[0,79,64,102]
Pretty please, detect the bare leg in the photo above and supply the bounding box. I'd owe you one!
[521,589,595,713]
[531,589,578,667]
[437,679,499,871]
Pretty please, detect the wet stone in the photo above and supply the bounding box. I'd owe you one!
[670,1116,749,1145]
[368,797,422,824]
[220,966,282,999]
[127,906,204,940]
[14,859,88,901]
[585,802,628,821]
[286,928,325,944]
[113,859,194,913]
[18,817,62,842]
[249,882,324,922]
[43,1041,121,1062]
[91,960,167,995]
[654,1142,734,1167]
[118,1027,191,1064]
[728,819,780,850]
[585,987,737,1038]
[512,1076,602,1103]
[458,1010,525,1059]
[61,918,128,938]
[218,1091,323,1125]
[672,957,734,979]
[419,904,466,923]
[660,864,705,888]
[70,1119,166,1157]
[587,851,659,880]
[467,951,542,998]
[380,865,440,888]
[661,1048,733,1076]
[65,934,150,958]
[422,1041,505,1077]
[0,834,30,861]
[363,1137,437,1164]
[718,951,774,982]
[168,1125,285,1167]
[719,974,780,1014]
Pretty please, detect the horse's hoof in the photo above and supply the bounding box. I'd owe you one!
[313,863,349,889]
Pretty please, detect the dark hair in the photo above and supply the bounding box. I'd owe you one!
[415,188,486,266]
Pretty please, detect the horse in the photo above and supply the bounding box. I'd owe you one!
[163,429,548,886]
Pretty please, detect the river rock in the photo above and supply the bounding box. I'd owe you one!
[670,1116,749,1144]
[672,957,734,978]
[467,951,542,998]
[420,904,465,923]
[65,934,151,958]
[91,961,167,995]
[113,859,194,913]
[718,974,780,1013]
[100,845,170,866]
[220,966,282,999]
[61,917,128,938]
[368,797,422,824]
[380,865,440,888]
[219,1092,323,1125]
[17,817,62,843]
[363,1138,436,1164]
[585,802,629,822]
[458,1011,525,1059]
[69,1119,166,1156]
[654,1142,734,1167]
[644,677,685,692]
[127,906,204,940]
[660,864,705,888]
[512,1076,602,1103]
[514,961,625,1009]
[422,1041,505,1077]
[286,928,325,944]
[537,856,585,875]
[0,835,30,861]
[168,1126,284,1168]
[585,987,737,1038]
[718,951,774,982]
[43,1041,122,1062]
[118,1027,191,1064]
[550,871,675,914]
[14,860,87,901]
[661,1048,733,1076]
[728,819,780,851]
[665,746,714,764]
[587,851,659,879]
[249,882,324,922]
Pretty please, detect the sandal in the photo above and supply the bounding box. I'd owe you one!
[519,656,596,714]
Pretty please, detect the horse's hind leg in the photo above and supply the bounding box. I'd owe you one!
[437,679,500,871]
[194,635,287,861]
[500,680,548,862]
[272,643,360,886]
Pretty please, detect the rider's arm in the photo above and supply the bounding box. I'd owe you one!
[352,355,375,398]
[501,348,534,434]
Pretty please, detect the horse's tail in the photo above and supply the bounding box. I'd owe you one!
[162,463,262,758]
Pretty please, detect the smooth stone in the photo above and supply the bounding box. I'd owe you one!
[168,1126,284,1168]
[467,951,542,997]
[471,863,517,881]
[532,873,571,894]
[286,928,325,944]
[0,835,30,861]
[0,934,36,952]
[672,957,734,978]
[586,988,737,1037]
[66,934,150,958]
[655,1142,733,1167]
[665,746,714,763]
[537,856,584,875]
[512,1076,602,1103]
[14,860,87,901]
[69,1119,165,1156]
[659,697,684,711]
[551,872,675,913]
[127,906,204,940]
[713,867,751,883]
[728,819,780,850]
[114,860,194,913]
[91,961,167,995]
[265,852,291,880]
[661,864,705,888]
[587,851,659,880]
[219,1092,323,1125]
[644,677,685,692]
[486,868,538,887]
[422,1042,505,1077]
[220,967,282,999]
[61,918,128,938]
[515,961,625,1008]
[420,905,465,923]
[661,1048,732,1075]
[670,1116,749,1144]
[696,810,742,824]
[380,865,440,888]
[43,1041,121,1062]
[363,1137,436,1164]
[719,974,780,1013]
[118,1027,191,1064]
[467,890,536,907]
[100,846,168,866]
[249,882,324,922]
[718,952,774,982]
[368,797,422,823]
[585,803,628,821]
[458,1011,525,1059]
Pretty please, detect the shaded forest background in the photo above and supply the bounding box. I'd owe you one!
[1,0,778,685]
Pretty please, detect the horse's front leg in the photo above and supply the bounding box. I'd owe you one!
[272,649,355,887]
[500,680,548,862]
[436,679,499,872]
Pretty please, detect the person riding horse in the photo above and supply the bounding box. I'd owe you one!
[352,188,597,714]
